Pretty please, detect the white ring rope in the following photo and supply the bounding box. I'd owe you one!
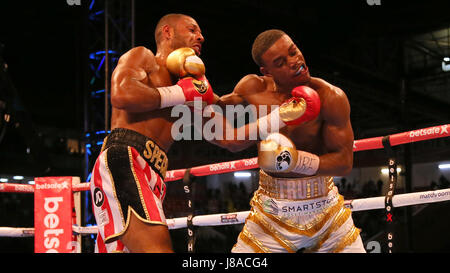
[0,227,34,237]
[1,188,449,237]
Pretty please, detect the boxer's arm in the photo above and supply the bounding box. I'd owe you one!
[216,74,263,107]
[316,87,354,176]
[110,47,162,112]
[201,107,259,152]
[217,90,245,107]
[203,75,268,152]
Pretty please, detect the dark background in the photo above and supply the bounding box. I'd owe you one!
[1,0,450,253]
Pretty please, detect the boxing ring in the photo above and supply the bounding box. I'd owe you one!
[0,124,449,253]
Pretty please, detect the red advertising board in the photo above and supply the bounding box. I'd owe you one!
[34,177,73,253]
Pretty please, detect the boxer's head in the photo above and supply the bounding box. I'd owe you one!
[252,29,310,87]
[155,14,204,56]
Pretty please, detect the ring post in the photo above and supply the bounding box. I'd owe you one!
[183,168,195,253]
[382,136,396,253]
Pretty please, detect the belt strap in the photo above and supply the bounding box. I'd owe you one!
[103,128,168,179]
[259,170,333,200]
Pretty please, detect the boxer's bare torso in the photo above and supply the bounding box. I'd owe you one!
[110,46,177,152]
[219,33,354,179]
[221,75,353,179]
[104,14,206,252]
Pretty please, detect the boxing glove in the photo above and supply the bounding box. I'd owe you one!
[158,48,213,109]
[258,133,320,176]
[176,75,215,109]
[166,47,205,78]
[256,86,320,139]
[279,85,321,126]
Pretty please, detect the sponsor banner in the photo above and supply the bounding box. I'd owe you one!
[395,188,450,207]
[390,124,449,146]
[164,169,187,182]
[0,183,35,193]
[191,157,258,177]
[34,177,73,253]
[162,158,259,182]
[151,124,450,180]
[260,192,339,217]
[352,124,449,152]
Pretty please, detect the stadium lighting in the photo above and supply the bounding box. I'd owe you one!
[234,172,252,178]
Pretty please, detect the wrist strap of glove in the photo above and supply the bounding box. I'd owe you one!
[291,150,320,176]
[157,85,186,108]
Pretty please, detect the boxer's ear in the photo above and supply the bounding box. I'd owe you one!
[260,66,272,77]
[162,25,173,40]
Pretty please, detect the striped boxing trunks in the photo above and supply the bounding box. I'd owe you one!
[90,128,169,253]
[232,170,365,253]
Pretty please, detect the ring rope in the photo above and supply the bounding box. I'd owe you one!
[0,124,449,240]
[1,123,448,191]
[2,187,450,237]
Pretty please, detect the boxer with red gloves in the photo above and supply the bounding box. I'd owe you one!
[157,47,214,109]
[211,29,365,253]
[89,14,216,253]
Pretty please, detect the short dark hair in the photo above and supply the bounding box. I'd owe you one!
[251,29,286,67]
[154,13,188,45]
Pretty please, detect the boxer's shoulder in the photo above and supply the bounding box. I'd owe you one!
[126,46,155,58]
[310,77,347,103]
[117,46,157,70]
[234,74,270,96]
[310,77,350,122]
[310,77,334,91]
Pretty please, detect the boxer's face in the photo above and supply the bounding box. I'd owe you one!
[260,35,310,86]
[172,17,204,56]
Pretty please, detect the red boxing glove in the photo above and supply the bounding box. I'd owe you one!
[176,75,214,109]
[279,85,321,126]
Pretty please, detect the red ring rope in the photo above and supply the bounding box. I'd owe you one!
[1,124,449,192]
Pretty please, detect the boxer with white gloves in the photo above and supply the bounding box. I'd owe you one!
[211,29,365,253]
[258,132,320,176]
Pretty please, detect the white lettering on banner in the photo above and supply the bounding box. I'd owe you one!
[165,171,175,179]
[263,193,339,217]
[209,162,236,172]
[409,125,448,138]
[43,197,64,253]
[44,197,63,213]
[13,184,33,192]
[36,182,69,190]
[243,158,257,167]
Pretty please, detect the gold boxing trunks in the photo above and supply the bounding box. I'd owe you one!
[231,170,365,253]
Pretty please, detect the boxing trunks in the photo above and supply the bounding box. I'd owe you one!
[90,128,169,253]
[232,170,365,253]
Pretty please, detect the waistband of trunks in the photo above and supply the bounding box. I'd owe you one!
[259,170,334,201]
[102,128,168,179]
